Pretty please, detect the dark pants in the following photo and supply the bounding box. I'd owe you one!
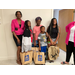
[66,41,75,64]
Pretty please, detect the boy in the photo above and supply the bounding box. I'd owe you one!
[38,26,53,53]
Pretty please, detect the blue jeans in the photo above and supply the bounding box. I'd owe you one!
[32,40,39,47]
[41,46,47,53]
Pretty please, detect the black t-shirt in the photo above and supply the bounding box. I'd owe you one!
[23,28,30,37]
[50,27,58,38]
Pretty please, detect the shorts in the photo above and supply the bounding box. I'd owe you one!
[41,46,47,53]
[22,36,32,52]
[32,40,39,47]
[13,35,22,47]
[52,38,58,44]
[48,38,58,44]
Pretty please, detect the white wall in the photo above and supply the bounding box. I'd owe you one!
[53,9,62,24]
[0,9,53,60]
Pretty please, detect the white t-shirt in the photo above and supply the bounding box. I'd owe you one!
[69,25,75,42]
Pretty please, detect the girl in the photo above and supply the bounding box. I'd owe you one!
[32,17,42,47]
[47,18,61,47]
[11,11,25,65]
[22,20,33,52]
[47,18,61,63]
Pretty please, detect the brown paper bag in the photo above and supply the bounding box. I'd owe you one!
[31,47,39,58]
[20,51,33,65]
[48,46,60,61]
[34,52,45,65]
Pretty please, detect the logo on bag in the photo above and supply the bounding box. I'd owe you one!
[38,55,42,61]
[25,55,29,61]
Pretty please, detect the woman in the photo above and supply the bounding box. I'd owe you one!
[61,22,75,65]
[47,18,60,46]
[32,17,42,47]
[11,11,25,65]
[47,18,61,62]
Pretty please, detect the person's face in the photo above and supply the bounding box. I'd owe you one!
[16,12,22,19]
[36,19,41,25]
[28,21,31,27]
[53,19,57,25]
[41,27,45,32]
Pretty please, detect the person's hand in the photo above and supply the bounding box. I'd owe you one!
[17,39,20,44]
[53,41,56,45]
[39,47,41,51]
[34,41,36,46]
[48,44,51,47]
[51,41,53,45]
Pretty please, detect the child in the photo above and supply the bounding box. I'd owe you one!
[38,26,53,53]
[22,20,33,52]
[32,17,42,47]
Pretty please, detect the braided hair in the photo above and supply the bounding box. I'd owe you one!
[47,18,59,37]
[24,20,30,29]
[35,17,42,22]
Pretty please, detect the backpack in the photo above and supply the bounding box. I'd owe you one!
[48,46,60,60]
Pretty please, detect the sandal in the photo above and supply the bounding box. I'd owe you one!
[61,61,69,65]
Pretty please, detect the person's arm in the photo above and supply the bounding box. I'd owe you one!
[11,20,20,44]
[33,33,36,46]
[38,34,41,51]
[53,27,61,44]
[33,27,36,46]
[13,32,20,44]
[38,40,41,51]
[33,33,36,43]
[47,26,53,42]
[46,32,53,45]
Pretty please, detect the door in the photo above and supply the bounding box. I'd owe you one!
[57,9,74,51]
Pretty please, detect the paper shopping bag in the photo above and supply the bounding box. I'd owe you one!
[31,47,39,58]
[34,52,45,65]
[20,51,33,65]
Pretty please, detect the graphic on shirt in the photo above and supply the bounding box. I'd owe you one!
[25,55,29,61]
[38,55,42,61]
[42,35,46,42]
[43,36,46,42]
[38,33,47,46]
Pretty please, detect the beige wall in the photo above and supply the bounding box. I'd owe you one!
[0,9,53,60]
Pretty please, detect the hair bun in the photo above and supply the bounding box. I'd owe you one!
[35,17,42,22]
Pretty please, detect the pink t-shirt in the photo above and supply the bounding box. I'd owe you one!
[33,25,42,40]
